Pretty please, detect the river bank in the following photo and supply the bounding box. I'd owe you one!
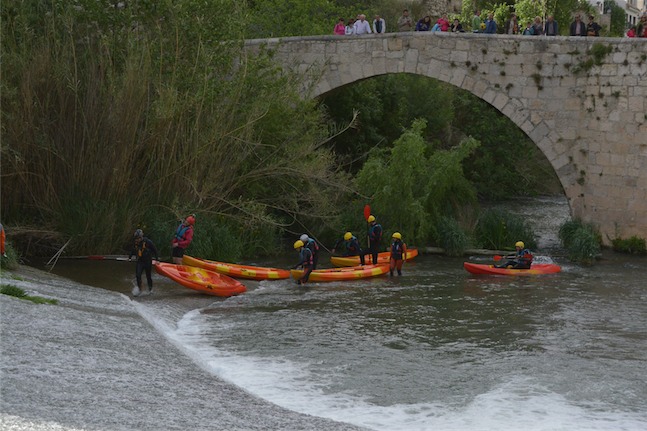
[0,265,367,431]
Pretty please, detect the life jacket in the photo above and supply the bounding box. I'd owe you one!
[391,239,405,260]
[517,248,534,265]
[300,247,314,266]
[369,223,382,243]
[135,239,147,257]
[306,238,319,255]
[346,236,361,253]
[175,223,191,241]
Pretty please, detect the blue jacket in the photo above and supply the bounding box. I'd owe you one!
[484,19,497,34]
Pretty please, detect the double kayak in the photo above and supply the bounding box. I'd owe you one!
[155,262,247,296]
[330,248,419,267]
[182,255,290,280]
[463,262,561,276]
[291,264,390,282]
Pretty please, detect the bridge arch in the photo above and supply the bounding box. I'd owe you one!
[245,33,647,243]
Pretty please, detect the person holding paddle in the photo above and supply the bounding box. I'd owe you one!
[367,215,383,265]
[129,229,159,296]
[495,241,533,269]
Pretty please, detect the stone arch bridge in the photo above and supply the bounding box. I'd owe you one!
[244,33,647,244]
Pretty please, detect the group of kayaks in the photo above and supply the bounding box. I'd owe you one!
[152,248,561,297]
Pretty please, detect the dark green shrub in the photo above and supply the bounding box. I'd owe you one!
[474,208,537,250]
[0,243,19,270]
[1,284,58,305]
[559,219,601,264]
[612,236,646,255]
[436,217,469,257]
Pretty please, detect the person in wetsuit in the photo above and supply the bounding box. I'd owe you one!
[495,241,533,269]
[367,215,383,265]
[129,229,159,296]
[292,240,314,285]
[389,232,407,276]
[171,214,195,264]
[300,234,320,270]
[332,232,365,265]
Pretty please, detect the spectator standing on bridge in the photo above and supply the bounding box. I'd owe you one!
[504,13,519,35]
[570,15,586,36]
[450,18,464,33]
[544,15,559,36]
[484,14,497,34]
[345,18,356,35]
[416,16,432,32]
[373,15,386,34]
[334,18,346,35]
[354,14,372,35]
[398,9,414,32]
[586,16,601,36]
[532,16,544,35]
[472,10,481,33]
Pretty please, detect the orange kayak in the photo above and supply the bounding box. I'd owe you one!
[463,262,561,276]
[182,255,290,280]
[330,248,418,267]
[155,263,246,296]
[291,264,390,282]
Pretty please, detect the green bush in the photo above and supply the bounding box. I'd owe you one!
[1,284,58,305]
[559,219,601,264]
[0,243,19,271]
[474,208,537,250]
[611,236,646,255]
[436,217,469,257]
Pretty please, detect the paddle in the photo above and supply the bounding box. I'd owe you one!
[492,255,512,261]
[363,204,371,257]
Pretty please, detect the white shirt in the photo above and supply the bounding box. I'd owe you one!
[373,18,386,34]
[345,24,355,35]
[354,19,372,35]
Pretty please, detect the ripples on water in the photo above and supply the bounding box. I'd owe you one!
[42,197,647,430]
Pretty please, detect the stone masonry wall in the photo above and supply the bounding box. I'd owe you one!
[245,33,647,243]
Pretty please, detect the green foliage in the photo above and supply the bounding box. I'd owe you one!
[1,0,352,256]
[436,217,469,256]
[611,236,647,255]
[559,219,601,264]
[1,284,58,305]
[474,208,537,250]
[1,242,19,270]
[355,119,479,246]
[604,1,626,37]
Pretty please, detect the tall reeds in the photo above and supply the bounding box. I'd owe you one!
[1,2,352,257]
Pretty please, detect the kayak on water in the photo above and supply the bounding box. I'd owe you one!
[330,248,419,267]
[290,264,390,282]
[154,262,247,296]
[463,262,561,276]
[182,255,290,280]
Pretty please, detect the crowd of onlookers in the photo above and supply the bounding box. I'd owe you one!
[334,9,647,38]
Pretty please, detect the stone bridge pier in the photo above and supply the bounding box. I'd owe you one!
[245,33,647,244]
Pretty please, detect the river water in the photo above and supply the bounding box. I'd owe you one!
[37,197,647,430]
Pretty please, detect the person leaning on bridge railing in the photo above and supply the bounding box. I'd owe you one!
[570,14,586,36]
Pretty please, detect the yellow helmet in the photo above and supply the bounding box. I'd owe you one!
[294,240,304,249]
[367,215,376,223]
[515,241,525,248]
[392,232,402,239]
[344,232,353,241]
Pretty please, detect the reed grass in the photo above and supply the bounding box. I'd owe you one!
[1,2,353,258]
[559,219,601,264]
[474,208,537,250]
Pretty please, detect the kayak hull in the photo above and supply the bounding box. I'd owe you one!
[155,263,246,296]
[291,264,390,282]
[330,248,418,267]
[463,262,561,276]
[183,255,290,280]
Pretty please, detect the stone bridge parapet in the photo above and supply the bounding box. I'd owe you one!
[245,33,647,243]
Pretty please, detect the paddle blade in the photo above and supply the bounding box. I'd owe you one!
[363,204,371,221]
[493,255,503,261]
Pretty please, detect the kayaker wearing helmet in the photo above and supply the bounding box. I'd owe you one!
[389,232,407,276]
[129,229,159,296]
[171,214,195,264]
[367,215,383,265]
[331,231,365,265]
[292,240,314,284]
[495,241,533,269]
[300,234,320,270]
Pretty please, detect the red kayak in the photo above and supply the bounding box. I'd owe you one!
[155,263,246,297]
[463,262,561,276]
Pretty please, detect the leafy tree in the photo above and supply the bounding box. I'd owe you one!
[604,0,627,36]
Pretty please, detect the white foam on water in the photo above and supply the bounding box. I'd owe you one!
[132,303,647,431]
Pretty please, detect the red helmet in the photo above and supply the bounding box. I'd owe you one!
[186,215,196,225]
